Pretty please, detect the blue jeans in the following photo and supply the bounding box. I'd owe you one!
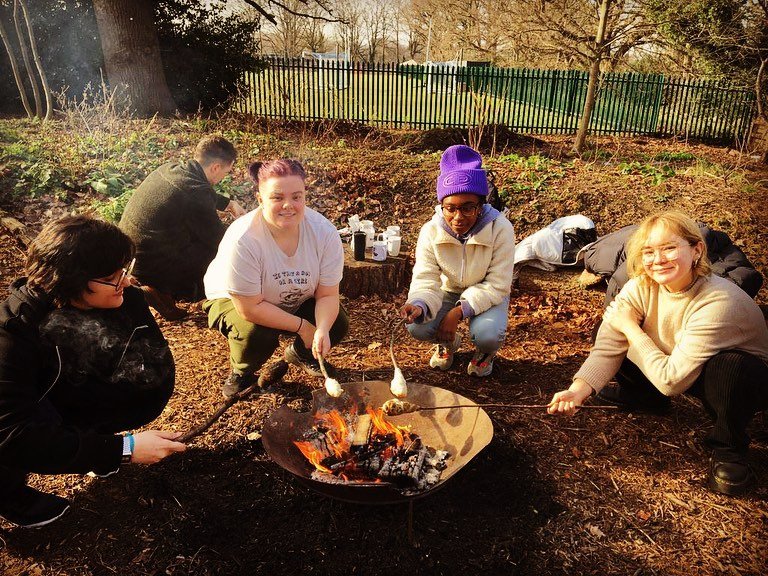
[407,292,509,354]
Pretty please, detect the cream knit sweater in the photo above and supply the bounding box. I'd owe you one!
[407,208,516,320]
[575,274,768,396]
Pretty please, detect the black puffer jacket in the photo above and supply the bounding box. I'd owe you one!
[0,281,174,475]
[583,223,763,306]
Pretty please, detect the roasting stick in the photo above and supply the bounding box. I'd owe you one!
[381,398,619,416]
[178,383,262,443]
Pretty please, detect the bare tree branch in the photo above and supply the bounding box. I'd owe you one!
[241,0,339,24]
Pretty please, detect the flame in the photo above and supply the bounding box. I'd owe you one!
[294,441,332,473]
[319,410,351,458]
[295,407,412,476]
[367,407,408,447]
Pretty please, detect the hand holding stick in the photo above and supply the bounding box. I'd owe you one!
[381,398,619,416]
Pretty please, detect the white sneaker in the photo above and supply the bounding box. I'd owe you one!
[429,334,461,371]
[467,350,496,377]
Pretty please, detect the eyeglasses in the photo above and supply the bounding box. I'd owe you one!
[640,243,689,265]
[91,258,136,292]
[441,203,480,217]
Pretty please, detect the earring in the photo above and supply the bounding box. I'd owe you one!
[694,258,700,268]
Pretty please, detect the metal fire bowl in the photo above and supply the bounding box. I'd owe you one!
[262,380,494,504]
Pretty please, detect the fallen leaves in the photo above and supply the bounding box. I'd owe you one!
[586,523,606,539]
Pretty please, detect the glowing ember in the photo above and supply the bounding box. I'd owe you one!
[293,407,450,493]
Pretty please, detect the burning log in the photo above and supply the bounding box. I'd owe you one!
[351,414,372,446]
[295,407,451,493]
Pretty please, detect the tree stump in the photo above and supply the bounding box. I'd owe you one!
[340,250,411,299]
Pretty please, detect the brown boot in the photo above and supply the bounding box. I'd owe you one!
[140,285,188,320]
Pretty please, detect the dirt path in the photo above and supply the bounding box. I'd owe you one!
[0,130,767,575]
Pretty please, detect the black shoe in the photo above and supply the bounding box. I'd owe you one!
[284,344,336,378]
[257,360,289,390]
[0,485,70,528]
[708,459,755,496]
[596,384,671,414]
[222,371,255,399]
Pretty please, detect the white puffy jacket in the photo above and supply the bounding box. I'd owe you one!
[407,207,516,320]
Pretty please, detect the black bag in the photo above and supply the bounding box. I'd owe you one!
[562,227,597,264]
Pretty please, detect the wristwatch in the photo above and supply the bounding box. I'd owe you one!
[121,434,133,464]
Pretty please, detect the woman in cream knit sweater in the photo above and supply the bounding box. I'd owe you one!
[399,145,515,377]
[548,211,768,496]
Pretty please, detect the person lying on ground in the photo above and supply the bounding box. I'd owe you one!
[399,145,516,378]
[203,159,349,398]
[548,210,768,497]
[580,221,762,306]
[0,216,186,528]
[119,134,246,320]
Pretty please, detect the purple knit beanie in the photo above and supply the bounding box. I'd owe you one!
[436,145,488,202]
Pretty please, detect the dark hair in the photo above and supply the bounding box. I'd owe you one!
[247,159,306,185]
[194,135,237,167]
[26,216,135,307]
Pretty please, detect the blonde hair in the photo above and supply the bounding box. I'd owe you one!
[625,211,711,285]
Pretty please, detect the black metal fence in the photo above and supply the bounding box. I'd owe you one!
[237,58,756,144]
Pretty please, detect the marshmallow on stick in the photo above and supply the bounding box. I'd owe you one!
[325,377,342,397]
[389,326,408,397]
[317,355,342,397]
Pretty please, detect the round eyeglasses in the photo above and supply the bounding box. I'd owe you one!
[441,203,480,217]
[640,243,689,265]
[90,258,136,292]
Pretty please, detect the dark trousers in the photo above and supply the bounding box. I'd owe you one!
[204,297,350,375]
[616,351,768,461]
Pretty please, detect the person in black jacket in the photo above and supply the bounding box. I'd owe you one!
[119,135,245,320]
[0,216,186,528]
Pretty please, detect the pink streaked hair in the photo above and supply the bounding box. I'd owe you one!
[247,159,306,184]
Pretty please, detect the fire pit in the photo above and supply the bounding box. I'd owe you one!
[262,380,494,504]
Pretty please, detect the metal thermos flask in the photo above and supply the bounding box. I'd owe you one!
[353,231,366,261]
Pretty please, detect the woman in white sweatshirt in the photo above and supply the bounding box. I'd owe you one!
[399,145,515,377]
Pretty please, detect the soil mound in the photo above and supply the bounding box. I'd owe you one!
[397,125,545,154]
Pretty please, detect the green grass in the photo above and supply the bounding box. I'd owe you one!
[240,70,585,131]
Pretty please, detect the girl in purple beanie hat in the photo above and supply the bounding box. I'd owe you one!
[399,145,516,377]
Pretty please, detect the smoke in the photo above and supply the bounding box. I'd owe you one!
[39,308,172,391]
[0,1,104,113]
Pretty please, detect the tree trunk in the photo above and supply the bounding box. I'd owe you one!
[13,0,41,117]
[572,57,601,155]
[571,0,611,155]
[0,16,34,118]
[18,0,52,120]
[92,0,177,116]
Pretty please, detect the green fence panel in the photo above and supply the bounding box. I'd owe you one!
[241,58,756,144]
